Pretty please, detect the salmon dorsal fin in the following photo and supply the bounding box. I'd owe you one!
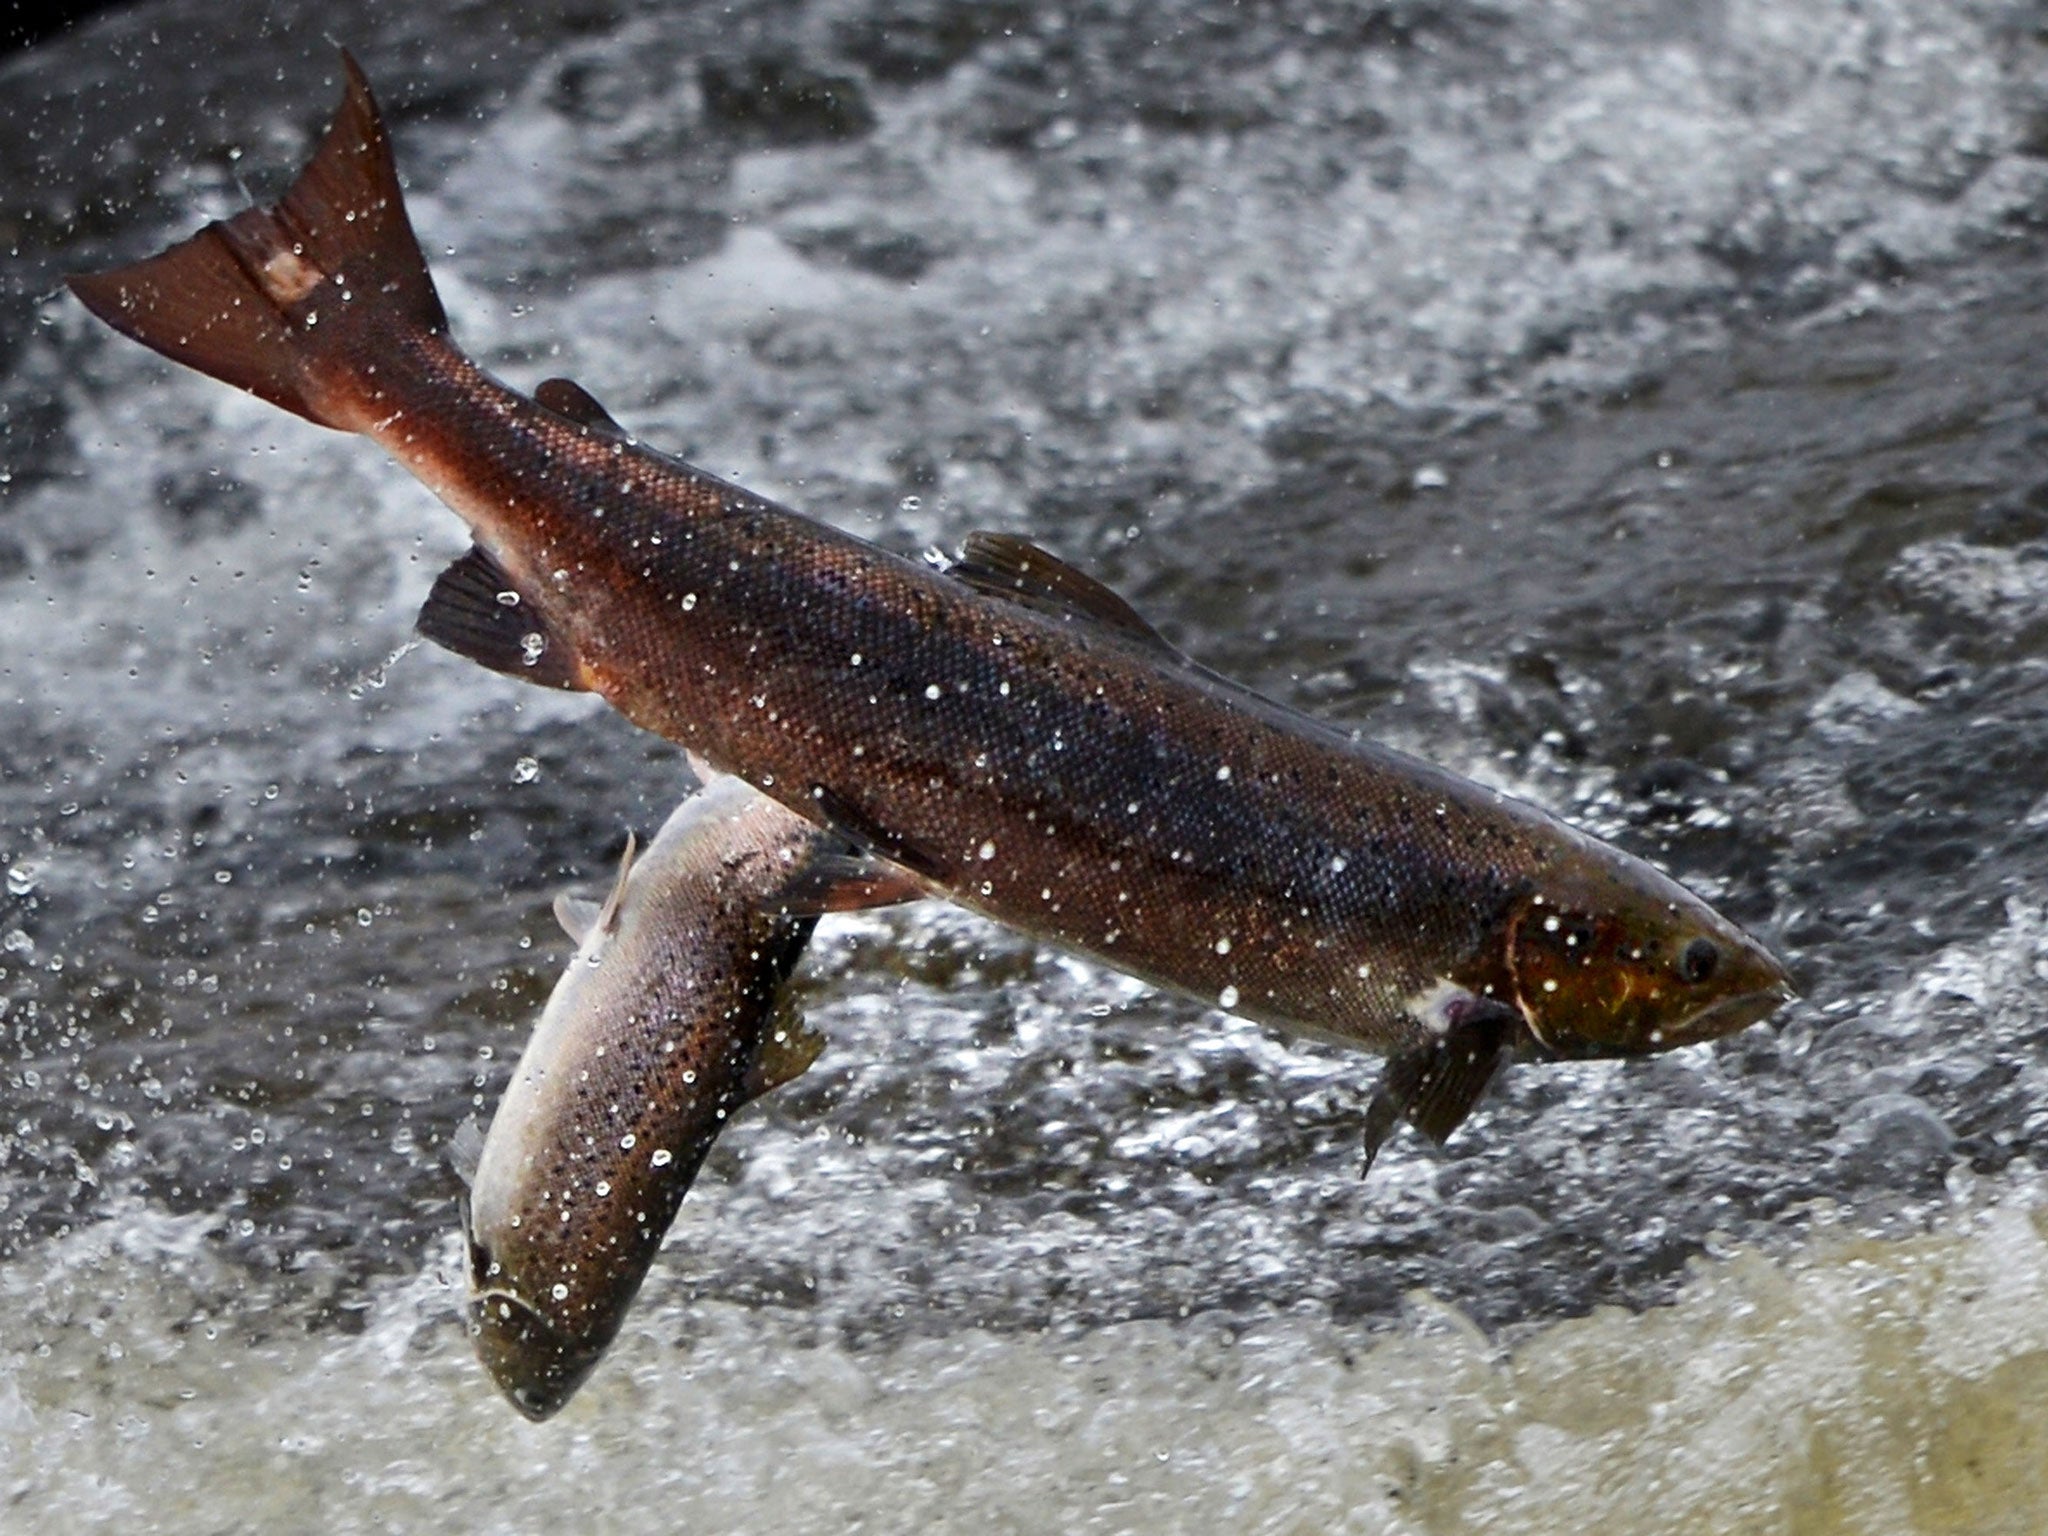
[554,832,639,944]
[534,377,633,442]
[949,532,1185,661]
[415,544,587,690]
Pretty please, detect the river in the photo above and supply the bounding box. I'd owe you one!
[5,1,2048,1530]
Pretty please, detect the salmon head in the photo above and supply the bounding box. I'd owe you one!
[1499,843,1793,1060]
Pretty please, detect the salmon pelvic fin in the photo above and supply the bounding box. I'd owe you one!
[67,50,445,431]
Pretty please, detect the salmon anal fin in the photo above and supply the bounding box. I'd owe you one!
[67,51,444,431]
[416,544,587,690]
[770,852,926,915]
[534,378,633,441]
[1360,993,1515,1176]
[950,532,1184,662]
[806,785,949,884]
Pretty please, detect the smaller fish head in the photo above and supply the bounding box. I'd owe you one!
[467,1286,610,1422]
[462,1221,612,1420]
[1504,856,1793,1059]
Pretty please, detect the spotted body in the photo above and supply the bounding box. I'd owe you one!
[455,777,837,1419]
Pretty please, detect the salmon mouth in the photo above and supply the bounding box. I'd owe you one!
[467,1290,609,1422]
[1665,976,1798,1048]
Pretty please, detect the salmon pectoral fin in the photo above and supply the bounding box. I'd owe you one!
[534,377,634,442]
[67,51,445,431]
[1360,994,1516,1176]
[417,544,588,690]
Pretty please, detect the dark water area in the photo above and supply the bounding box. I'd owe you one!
[6,0,2048,1528]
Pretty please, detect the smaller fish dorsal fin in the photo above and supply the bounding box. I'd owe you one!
[743,1006,826,1102]
[552,832,639,945]
[949,532,1186,662]
[534,377,633,441]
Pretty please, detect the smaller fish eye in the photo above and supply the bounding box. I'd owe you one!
[1678,937,1720,984]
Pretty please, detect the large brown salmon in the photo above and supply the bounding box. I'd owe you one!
[70,55,1792,1166]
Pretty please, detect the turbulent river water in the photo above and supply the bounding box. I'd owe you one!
[6,1,2048,1530]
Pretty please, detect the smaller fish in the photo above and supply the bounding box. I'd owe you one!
[452,775,914,1420]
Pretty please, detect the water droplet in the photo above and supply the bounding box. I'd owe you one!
[1218,985,1239,1009]
[1214,937,1231,955]
[978,841,996,861]
[495,589,520,607]
[519,633,546,666]
[6,862,39,897]
[650,1149,673,1167]
[550,1283,569,1301]
[681,592,697,611]
[899,495,922,512]
[356,908,373,927]
[510,757,540,784]
[925,683,942,700]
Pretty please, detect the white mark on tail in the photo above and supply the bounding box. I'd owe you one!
[259,247,324,305]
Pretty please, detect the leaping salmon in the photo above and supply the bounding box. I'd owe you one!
[69,54,1793,1171]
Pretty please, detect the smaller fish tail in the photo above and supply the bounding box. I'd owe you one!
[67,51,444,432]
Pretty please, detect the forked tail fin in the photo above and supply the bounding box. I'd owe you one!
[67,51,445,431]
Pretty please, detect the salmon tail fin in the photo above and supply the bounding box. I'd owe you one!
[66,50,445,431]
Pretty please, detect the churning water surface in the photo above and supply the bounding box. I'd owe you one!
[6,1,2048,1530]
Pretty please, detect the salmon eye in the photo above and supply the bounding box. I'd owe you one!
[1678,937,1720,984]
